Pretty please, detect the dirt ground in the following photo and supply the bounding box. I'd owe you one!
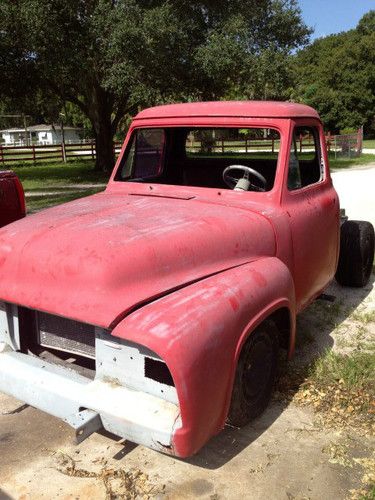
[1,167,374,500]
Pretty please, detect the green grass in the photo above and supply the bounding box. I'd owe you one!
[27,187,104,212]
[11,159,109,190]
[363,139,375,149]
[310,350,375,389]
[329,153,375,170]
[8,160,110,212]
[359,485,375,500]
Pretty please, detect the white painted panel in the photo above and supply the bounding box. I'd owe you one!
[96,334,178,405]
[0,302,20,351]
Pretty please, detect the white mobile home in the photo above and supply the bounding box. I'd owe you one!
[0,124,83,145]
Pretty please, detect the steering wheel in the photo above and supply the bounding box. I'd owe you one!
[223,165,267,191]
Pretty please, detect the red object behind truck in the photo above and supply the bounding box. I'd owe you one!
[0,171,26,227]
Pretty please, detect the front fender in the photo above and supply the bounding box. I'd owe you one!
[111,257,296,457]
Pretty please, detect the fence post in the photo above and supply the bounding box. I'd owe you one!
[61,141,67,163]
[357,126,363,155]
[272,138,274,153]
[0,145,3,164]
[91,141,95,160]
[32,144,36,163]
[299,133,303,153]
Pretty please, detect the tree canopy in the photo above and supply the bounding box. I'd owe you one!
[294,10,375,134]
[1,0,310,170]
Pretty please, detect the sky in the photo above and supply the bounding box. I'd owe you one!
[298,0,375,39]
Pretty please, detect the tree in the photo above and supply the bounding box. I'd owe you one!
[2,0,311,171]
[294,11,375,134]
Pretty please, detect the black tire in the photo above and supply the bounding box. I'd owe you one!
[227,321,279,427]
[335,220,374,287]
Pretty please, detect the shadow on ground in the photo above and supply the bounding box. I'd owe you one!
[0,489,13,500]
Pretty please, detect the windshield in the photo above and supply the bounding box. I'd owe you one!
[115,127,280,192]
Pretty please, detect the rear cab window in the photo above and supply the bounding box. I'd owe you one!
[120,128,165,179]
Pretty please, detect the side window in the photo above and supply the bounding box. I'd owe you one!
[119,128,165,179]
[288,126,323,190]
[121,135,135,178]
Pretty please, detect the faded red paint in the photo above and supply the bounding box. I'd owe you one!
[0,101,340,457]
[0,171,26,227]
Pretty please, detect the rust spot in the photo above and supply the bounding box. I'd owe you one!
[251,269,267,287]
[102,376,123,388]
[156,440,174,455]
[229,296,239,311]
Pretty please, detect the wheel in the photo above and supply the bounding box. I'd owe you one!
[227,321,279,427]
[222,165,267,191]
[335,220,374,287]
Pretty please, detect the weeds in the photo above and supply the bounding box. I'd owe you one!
[292,350,375,434]
[310,350,375,389]
[351,309,375,325]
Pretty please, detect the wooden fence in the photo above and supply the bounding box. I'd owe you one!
[0,128,363,165]
[187,137,280,154]
[0,141,122,165]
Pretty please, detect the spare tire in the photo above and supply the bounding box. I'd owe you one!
[335,220,374,287]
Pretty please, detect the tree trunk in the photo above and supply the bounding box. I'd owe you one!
[88,85,116,172]
[94,123,114,172]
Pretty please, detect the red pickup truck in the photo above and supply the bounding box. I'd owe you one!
[0,101,373,457]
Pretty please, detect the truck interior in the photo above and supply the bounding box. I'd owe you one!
[115,127,281,192]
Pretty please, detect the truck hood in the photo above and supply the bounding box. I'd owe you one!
[0,193,275,328]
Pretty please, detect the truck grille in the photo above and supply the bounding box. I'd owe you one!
[37,311,95,359]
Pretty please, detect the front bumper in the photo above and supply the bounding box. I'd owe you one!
[0,345,180,453]
[0,302,181,454]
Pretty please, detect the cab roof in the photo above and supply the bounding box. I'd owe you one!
[135,101,320,121]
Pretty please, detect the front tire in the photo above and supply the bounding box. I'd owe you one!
[227,321,279,427]
[335,220,374,287]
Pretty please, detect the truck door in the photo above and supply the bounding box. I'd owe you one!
[282,121,339,310]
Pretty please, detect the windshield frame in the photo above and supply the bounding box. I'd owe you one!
[114,124,283,194]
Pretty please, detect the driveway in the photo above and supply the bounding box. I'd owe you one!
[331,163,375,228]
[1,165,374,499]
